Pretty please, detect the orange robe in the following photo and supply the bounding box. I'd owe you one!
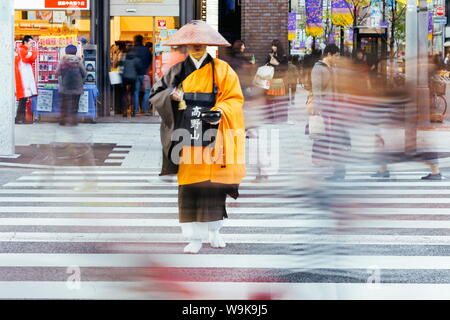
[177,58,246,186]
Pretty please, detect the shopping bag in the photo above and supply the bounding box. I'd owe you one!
[109,71,122,85]
[308,115,325,140]
[253,65,274,90]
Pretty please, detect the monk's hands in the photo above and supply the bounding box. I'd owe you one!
[170,88,183,102]
[210,109,222,125]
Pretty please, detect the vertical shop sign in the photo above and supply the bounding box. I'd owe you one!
[331,0,354,27]
[288,12,297,41]
[428,11,433,41]
[305,0,324,37]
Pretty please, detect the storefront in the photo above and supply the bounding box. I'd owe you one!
[14,0,98,122]
[108,0,181,117]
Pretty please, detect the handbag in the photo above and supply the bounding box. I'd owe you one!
[269,54,280,66]
[253,65,274,90]
[308,115,326,140]
[305,93,315,115]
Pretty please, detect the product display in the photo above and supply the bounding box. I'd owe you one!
[36,36,81,85]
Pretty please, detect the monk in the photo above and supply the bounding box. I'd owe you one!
[150,21,246,254]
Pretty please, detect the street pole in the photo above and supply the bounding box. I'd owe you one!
[417,0,430,124]
[404,0,418,154]
[0,0,15,156]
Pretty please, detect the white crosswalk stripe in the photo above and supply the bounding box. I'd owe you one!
[1,168,450,299]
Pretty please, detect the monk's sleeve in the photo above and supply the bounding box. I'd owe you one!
[211,61,246,170]
[211,62,245,131]
[150,63,185,176]
[150,66,178,129]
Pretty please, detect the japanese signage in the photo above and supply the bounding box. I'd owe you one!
[435,5,445,16]
[158,19,167,29]
[39,35,78,47]
[45,0,89,9]
[305,0,324,37]
[288,12,297,41]
[14,0,90,10]
[331,0,354,27]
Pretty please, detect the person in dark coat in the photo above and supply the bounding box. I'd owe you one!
[129,35,152,116]
[223,40,256,99]
[121,49,141,117]
[55,45,87,126]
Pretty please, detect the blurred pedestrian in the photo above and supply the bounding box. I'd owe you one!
[223,40,256,99]
[265,39,289,123]
[287,55,301,105]
[302,49,321,92]
[112,43,128,116]
[310,44,350,180]
[129,35,152,116]
[121,48,141,118]
[55,45,87,126]
[161,46,187,76]
[444,53,450,71]
[150,21,246,254]
[371,56,443,180]
[15,35,38,124]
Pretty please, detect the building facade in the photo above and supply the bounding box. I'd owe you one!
[241,0,289,63]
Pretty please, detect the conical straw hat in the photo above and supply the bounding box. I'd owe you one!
[164,20,231,47]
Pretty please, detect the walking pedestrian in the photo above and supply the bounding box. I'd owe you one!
[223,40,256,99]
[223,40,268,182]
[310,44,350,180]
[55,45,87,126]
[15,35,38,124]
[112,43,128,116]
[129,35,152,116]
[444,53,450,71]
[150,20,246,254]
[371,56,444,180]
[287,55,301,105]
[121,49,141,118]
[265,39,289,123]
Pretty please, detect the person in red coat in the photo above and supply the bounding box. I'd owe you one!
[15,35,38,124]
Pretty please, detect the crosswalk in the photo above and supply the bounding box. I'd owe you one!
[1,167,450,299]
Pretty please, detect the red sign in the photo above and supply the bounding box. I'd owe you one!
[436,6,445,17]
[45,0,89,9]
[158,20,167,28]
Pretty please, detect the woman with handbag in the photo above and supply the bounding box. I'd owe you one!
[265,39,289,123]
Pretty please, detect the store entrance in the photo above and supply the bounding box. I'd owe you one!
[109,16,180,120]
[354,27,388,72]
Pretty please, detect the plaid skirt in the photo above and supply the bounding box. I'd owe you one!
[267,78,286,96]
